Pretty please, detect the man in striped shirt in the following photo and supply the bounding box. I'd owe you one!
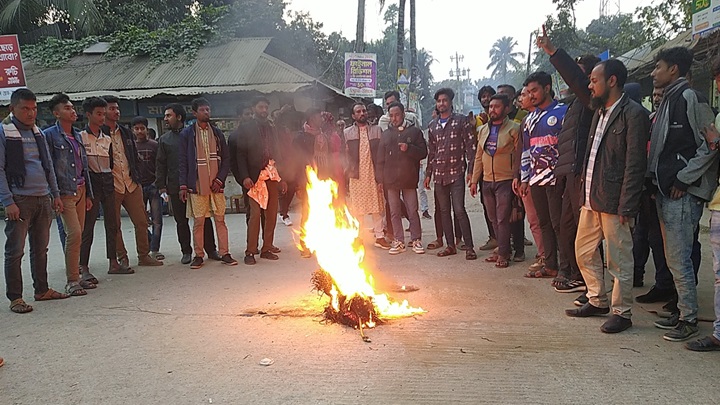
[519,72,568,278]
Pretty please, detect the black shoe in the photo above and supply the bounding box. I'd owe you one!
[244,254,256,265]
[662,295,679,313]
[260,251,279,260]
[422,210,432,219]
[685,336,720,352]
[208,251,222,261]
[221,254,238,266]
[268,246,281,254]
[654,312,679,330]
[181,253,192,265]
[565,302,610,317]
[633,278,644,288]
[635,286,675,303]
[663,320,699,342]
[601,315,632,333]
[573,293,589,307]
[190,257,203,269]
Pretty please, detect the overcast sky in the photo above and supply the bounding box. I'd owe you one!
[287,0,646,82]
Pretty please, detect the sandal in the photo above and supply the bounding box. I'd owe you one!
[81,271,99,285]
[108,266,135,275]
[9,298,33,314]
[465,249,477,260]
[34,288,70,301]
[65,282,87,297]
[79,280,97,290]
[426,240,443,250]
[495,259,510,268]
[551,276,569,288]
[437,247,457,257]
[484,254,499,263]
[524,268,559,279]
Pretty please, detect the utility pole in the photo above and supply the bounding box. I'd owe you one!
[449,53,469,111]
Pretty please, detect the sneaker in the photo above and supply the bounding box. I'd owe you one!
[478,238,497,251]
[220,254,238,265]
[282,216,293,226]
[422,210,432,219]
[374,238,391,250]
[635,286,675,303]
[573,293,588,307]
[244,254,256,265]
[190,256,204,269]
[654,313,679,330]
[554,280,587,293]
[389,240,406,255]
[663,320,699,342]
[181,253,192,264]
[685,336,720,352]
[260,251,279,260]
[208,251,222,261]
[412,240,425,254]
[600,315,633,334]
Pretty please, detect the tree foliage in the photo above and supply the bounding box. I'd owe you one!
[635,0,692,42]
[487,36,525,82]
[0,0,101,37]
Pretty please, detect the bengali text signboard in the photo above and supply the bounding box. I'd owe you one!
[692,0,720,36]
[344,53,377,98]
[0,35,26,101]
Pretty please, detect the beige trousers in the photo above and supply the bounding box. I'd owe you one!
[575,207,634,318]
[60,184,87,283]
[114,185,150,259]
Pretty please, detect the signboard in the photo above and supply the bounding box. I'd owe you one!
[344,53,377,98]
[692,0,720,36]
[0,34,26,101]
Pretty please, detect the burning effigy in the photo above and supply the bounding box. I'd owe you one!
[300,167,425,331]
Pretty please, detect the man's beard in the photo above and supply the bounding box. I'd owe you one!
[590,92,608,111]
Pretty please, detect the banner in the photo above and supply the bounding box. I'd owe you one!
[692,0,720,36]
[344,53,377,98]
[0,34,26,101]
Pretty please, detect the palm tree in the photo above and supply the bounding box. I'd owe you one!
[486,36,525,83]
[396,0,406,75]
[356,0,387,52]
[0,0,101,38]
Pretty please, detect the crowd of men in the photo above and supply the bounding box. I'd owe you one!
[2,33,720,354]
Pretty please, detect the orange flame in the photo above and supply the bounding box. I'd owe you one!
[300,167,425,325]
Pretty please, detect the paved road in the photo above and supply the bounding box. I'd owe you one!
[1,202,718,404]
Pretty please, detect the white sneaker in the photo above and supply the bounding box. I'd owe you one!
[412,240,425,254]
[281,216,293,226]
[389,240,406,255]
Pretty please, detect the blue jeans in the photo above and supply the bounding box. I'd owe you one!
[4,195,53,301]
[418,167,429,212]
[656,193,704,323]
[710,211,720,340]
[142,184,163,252]
[435,179,474,249]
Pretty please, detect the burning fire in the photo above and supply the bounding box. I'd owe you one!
[300,167,425,328]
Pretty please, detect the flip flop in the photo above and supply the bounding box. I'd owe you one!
[524,268,558,279]
[426,240,443,250]
[484,254,499,263]
[108,267,135,275]
[34,289,70,301]
[437,247,457,257]
[495,259,510,268]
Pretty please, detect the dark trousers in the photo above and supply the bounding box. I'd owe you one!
[479,185,496,240]
[142,184,163,252]
[169,193,216,256]
[56,215,66,249]
[558,174,582,280]
[482,180,514,258]
[433,187,462,242]
[632,192,701,289]
[4,195,53,301]
[510,211,525,255]
[435,179,474,249]
[530,183,564,272]
[81,172,118,264]
[247,181,279,255]
[279,181,297,219]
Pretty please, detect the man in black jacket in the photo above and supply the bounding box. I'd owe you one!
[231,96,287,265]
[157,103,221,265]
[538,34,599,294]
[376,102,427,255]
[564,59,649,334]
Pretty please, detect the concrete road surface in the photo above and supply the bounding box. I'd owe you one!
[1,200,719,404]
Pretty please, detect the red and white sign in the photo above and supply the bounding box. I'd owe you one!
[0,34,26,101]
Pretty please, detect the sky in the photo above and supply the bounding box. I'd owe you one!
[286,0,650,83]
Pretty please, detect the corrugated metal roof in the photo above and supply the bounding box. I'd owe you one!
[23,38,319,94]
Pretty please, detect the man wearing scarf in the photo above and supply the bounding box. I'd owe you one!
[0,89,67,313]
[179,98,236,269]
[647,47,719,342]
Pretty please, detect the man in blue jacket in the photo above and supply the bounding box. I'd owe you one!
[179,98,237,269]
